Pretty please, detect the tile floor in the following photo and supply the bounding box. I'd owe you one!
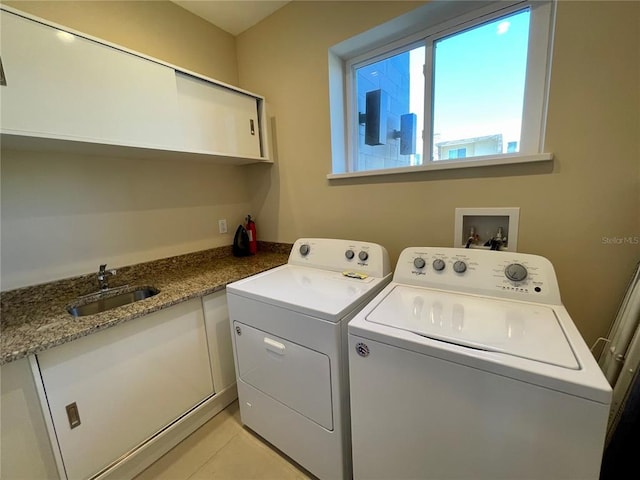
[135,400,313,480]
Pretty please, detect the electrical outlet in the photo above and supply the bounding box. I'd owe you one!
[218,219,227,234]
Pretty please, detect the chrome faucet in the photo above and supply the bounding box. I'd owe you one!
[97,264,117,291]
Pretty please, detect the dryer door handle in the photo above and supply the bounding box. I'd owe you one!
[264,337,286,355]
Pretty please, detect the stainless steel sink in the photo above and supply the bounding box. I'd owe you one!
[67,286,159,317]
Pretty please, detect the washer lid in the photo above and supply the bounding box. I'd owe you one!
[227,265,387,320]
[366,285,579,369]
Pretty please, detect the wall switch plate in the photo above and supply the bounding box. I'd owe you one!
[218,219,227,234]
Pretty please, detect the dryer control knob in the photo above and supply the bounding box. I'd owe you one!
[453,261,467,273]
[413,258,426,269]
[299,244,310,256]
[359,251,369,261]
[432,259,446,271]
[505,263,528,282]
[345,249,355,260]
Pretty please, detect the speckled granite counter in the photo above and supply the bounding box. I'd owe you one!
[0,242,291,365]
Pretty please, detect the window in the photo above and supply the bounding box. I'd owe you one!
[448,148,467,159]
[329,1,555,178]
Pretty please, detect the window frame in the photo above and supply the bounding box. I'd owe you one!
[329,0,555,179]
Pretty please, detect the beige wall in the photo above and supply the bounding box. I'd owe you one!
[0,1,249,289]
[1,152,251,289]
[2,0,238,84]
[238,0,640,346]
[1,1,638,346]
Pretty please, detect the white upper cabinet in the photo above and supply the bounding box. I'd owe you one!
[0,10,180,150]
[0,8,271,164]
[177,73,261,158]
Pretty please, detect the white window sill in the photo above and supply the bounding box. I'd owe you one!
[326,152,553,180]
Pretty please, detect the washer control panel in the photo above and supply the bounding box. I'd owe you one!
[395,247,561,305]
[290,238,391,278]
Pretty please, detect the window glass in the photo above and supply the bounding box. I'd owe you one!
[354,45,425,170]
[432,9,530,161]
[447,148,467,159]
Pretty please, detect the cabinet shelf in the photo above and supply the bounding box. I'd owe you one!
[1,131,273,165]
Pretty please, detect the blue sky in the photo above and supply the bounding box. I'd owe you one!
[431,9,531,148]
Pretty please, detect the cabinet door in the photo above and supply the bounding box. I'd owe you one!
[176,72,261,158]
[0,10,180,150]
[37,299,213,480]
[1,358,59,479]
[202,290,236,392]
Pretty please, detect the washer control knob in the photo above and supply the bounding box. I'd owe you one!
[505,263,528,282]
[413,257,426,269]
[299,244,310,256]
[453,261,467,273]
[359,251,369,261]
[345,249,355,260]
[432,259,446,271]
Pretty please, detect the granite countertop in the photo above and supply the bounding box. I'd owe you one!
[0,243,291,365]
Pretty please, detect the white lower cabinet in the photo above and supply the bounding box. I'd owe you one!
[37,299,214,480]
[0,358,59,479]
[202,291,236,392]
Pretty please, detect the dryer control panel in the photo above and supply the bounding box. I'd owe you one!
[289,238,391,279]
[394,247,562,305]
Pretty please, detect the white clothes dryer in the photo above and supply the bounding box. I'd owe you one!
[227,238,391,480]
[348,247,612,480]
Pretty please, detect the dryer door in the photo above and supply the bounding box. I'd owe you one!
[233,321,333,430]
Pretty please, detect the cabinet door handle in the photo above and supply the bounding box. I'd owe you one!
[0,56,6,86]
[250,119,255,136]
[66,402,81,429]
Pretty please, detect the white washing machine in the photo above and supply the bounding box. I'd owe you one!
[348,247,612,480]
[226,238,391,479]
